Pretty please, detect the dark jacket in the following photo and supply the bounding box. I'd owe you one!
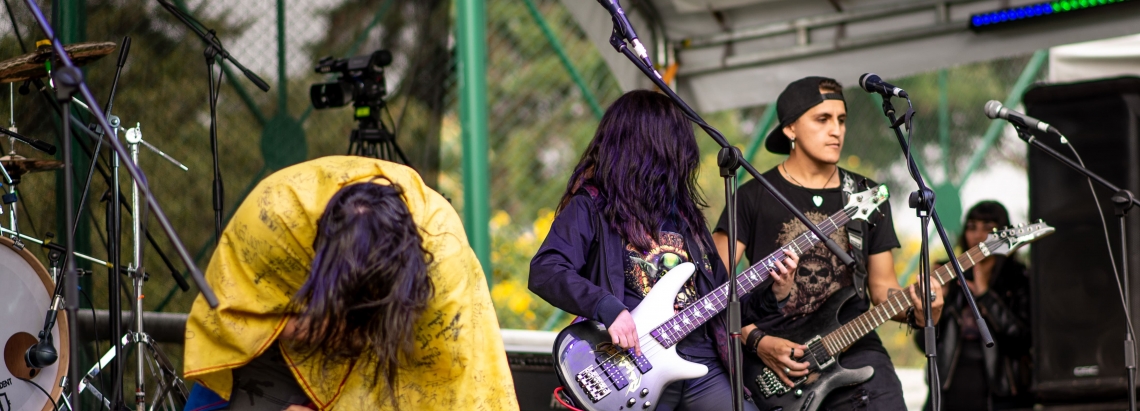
[529,191,776,365]
[915,255,1032,409]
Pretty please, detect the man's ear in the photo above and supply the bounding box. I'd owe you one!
[783,123,796,140]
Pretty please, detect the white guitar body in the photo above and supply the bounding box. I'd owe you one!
[553,263,706,410]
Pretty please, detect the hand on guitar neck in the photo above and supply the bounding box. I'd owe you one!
[903,279,944,327]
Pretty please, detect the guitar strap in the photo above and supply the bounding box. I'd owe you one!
[840,169,872,300]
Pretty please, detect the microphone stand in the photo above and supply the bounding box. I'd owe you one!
[875,96,993,411]
[155,0,270,244]
[1012,126,1139,411]
[600,25,857,411]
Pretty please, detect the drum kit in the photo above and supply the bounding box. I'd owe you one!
[1,38,189,411]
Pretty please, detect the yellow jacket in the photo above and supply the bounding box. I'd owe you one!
[183,156,518,410]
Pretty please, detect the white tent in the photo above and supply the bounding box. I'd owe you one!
[1050,33,1140,83]
[562,0,1140,112]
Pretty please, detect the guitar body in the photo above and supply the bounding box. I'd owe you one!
[743,288,875,411]
[552,263,707,411]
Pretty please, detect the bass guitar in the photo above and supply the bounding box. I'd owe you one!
[552,185,890,411]
[743,221,1055,411]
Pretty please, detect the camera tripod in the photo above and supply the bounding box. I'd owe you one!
[346,104,411,167]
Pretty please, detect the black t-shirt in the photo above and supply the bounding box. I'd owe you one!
[714,167,899,334]
[622,220,717,358]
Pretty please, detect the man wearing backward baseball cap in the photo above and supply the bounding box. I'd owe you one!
[712,76,944,409]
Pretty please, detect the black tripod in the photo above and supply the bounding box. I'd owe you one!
[346,103,410,166]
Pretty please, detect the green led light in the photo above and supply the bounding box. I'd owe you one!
[1078,0,1087,7]
[1062,1,1072,10]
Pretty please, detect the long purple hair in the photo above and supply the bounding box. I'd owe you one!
[559,89,713,253]
[289,180,434,405]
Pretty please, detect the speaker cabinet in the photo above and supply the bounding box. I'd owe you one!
[1026,77,1140,401]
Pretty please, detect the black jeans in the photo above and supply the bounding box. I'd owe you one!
[657,354,761,411]
[223,344,311,411]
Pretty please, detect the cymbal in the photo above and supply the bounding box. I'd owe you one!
[0,154,63,183]
[0,41,116,84]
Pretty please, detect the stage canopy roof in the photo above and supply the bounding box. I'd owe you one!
[561,0,1140,112]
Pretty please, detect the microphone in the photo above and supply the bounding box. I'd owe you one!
[859,73,908,98]
[596,0,655,71]
[984,100,1062,137]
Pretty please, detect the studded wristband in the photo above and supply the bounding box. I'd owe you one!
[746,328,766,353]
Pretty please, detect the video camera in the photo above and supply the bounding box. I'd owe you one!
[309,49,392,110]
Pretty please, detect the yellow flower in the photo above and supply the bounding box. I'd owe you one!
[490,210,511,231]
[534,208,555,240]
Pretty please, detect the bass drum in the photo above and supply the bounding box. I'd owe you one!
[0,236,68,411]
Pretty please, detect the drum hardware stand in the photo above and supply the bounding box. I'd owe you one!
[90,123,190,411]
[21,4,219,410]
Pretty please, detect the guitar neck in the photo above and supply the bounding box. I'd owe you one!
[650,207,856,348]
[818,243,990,356]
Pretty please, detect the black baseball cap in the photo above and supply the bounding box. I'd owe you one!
[765,76,846,155]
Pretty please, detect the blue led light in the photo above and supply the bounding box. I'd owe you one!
[971,0,1129,28]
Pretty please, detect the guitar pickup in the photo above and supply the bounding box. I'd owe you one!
[630,352,653,374]
[599,360,629,390]
[804,336,835,371]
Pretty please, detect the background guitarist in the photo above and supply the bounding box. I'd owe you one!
[529,90,799,410]
[713,76,944,410]
[914,201,1033,411]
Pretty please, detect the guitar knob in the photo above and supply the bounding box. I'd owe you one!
[643,401,652,409]
[794,389,803,398]
[641,388,649,397]
[628,398,636,407]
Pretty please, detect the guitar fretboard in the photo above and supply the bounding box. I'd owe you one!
[817,242,993,356]
[650,207,858,348]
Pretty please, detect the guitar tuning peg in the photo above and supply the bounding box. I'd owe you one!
[992,227,998,233]
[1038,219,1044,224]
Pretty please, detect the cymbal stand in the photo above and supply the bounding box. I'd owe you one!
[126,123,190,410]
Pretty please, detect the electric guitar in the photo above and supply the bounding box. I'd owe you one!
[743,221,1055,411]
[551,185,890,411]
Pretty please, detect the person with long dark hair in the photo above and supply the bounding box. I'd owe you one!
[530,89,799,410]
[713,76,943,410]
[182,156,517,411]
[915,201,1032,410]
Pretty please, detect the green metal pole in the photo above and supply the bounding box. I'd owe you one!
[457,0,492,285]
[522,0,604,120]
[957,49,1048,187]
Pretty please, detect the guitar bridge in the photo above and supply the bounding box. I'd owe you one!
[576,368,611,403]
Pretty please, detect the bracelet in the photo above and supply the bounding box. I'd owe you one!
[745,328,766,353]
[905,307,919,329]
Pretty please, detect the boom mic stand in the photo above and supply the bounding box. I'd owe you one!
[1010,125,1139,411]
[155,0,270,244]
[873,95,992,411]
[596,6,858,411]
[19,1,222,409]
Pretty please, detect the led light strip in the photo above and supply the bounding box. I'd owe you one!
[970,0,1132,28]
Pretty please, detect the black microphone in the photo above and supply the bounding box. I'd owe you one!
[25,298,60,370]
[984,100,1062,137]
[596,0,655,70]
[859,73,908,98]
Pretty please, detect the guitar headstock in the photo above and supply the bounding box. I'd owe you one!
[844,185,889,222]
[982,220,1056,257]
